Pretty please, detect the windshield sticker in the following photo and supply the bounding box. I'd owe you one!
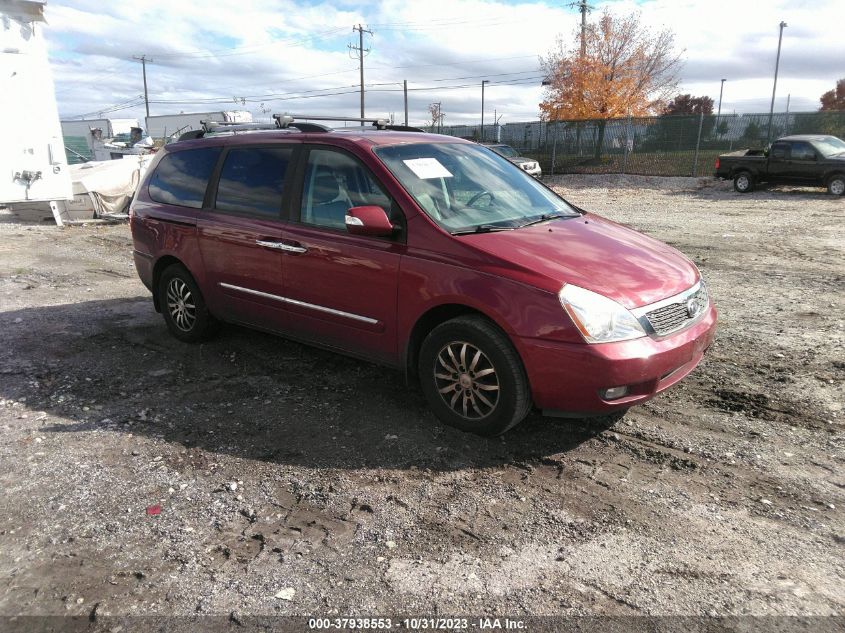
[402,158,453,179]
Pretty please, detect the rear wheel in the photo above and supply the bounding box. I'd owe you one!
[418,316,531,436]
[733,171,754,193]
[827,173,845,196]
[157,264,217,343]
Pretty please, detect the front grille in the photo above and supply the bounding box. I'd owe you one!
[644,283,708,336]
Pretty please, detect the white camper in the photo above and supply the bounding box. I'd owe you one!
[0,0,72,221]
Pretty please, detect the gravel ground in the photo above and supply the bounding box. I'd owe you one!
[0,175,843,625]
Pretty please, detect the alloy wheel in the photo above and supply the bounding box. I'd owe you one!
[166,278,196,332]
[434,341,500,420]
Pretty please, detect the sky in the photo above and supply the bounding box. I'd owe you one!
[43,0,845,127]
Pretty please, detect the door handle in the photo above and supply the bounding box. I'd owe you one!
[255,240,307,254]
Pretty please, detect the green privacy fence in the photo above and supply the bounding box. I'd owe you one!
[63,136,93,164]
[436,110,845,177]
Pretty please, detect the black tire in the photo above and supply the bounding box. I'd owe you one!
[827,173,845,196]
[733,171,754,193]
[157,263,217,343]
[418,315,532,436]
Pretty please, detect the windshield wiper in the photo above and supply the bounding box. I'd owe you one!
[518,213,574,228]
[451,223,514,235]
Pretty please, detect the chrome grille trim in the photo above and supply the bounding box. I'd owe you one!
[631,281,709,337]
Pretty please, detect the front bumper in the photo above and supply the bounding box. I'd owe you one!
[516,304,717,415]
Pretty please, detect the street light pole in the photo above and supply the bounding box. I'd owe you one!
[481,80,489,142]
[767,21,787,144]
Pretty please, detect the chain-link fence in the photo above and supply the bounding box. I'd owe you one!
[435,111,845,177]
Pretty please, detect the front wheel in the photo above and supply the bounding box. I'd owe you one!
[418,316,532,436]
[827,174,845,196]
[733,172,754,193]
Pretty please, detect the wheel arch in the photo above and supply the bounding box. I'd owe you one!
[403,303,514,382]
[824,170,845,184]
[731,167,755,179]
[151,255,187,312]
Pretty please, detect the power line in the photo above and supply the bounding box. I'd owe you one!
[145,75,545,108]
[369,54,538,71]
[144,69,541,106]
[65,95,145,119]
[147,27,349,60]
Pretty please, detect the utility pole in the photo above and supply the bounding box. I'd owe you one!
[403,79,408,126]
[767,21,787,144]
[573,0,592,58]
[132,55,152,119]
[716,78,726,138]
[481,80,489,142]
[349,24,372,119]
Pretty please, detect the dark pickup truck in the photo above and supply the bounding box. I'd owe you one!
[715,134,845,195]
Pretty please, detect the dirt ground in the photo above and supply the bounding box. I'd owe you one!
[0,175,843,625]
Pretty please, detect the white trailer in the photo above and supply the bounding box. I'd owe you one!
[61,118,140,141]
[0,0,71,221]
[145,110,253,141]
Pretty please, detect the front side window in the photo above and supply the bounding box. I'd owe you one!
[789,142,816,161]
[148,147,221,208]
[374,142,577,234]
[299,149,391,230]
[770,143,788,159]
[215,147,292,217]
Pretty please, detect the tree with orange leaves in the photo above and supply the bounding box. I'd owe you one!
[819,78,845,111]
[540,10,683,158]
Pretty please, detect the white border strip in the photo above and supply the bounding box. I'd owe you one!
[219,282,379,325]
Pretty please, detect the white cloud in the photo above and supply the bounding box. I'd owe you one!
[42,0,844,126]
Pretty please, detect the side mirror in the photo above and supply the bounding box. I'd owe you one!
[345,205,394,237]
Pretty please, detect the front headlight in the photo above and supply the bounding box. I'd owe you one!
[559,284,646,343]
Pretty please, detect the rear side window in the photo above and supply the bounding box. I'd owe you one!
[789,142,816,161]
[215,147,292,217]
[148,147,221,208]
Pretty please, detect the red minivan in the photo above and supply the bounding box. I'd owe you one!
[130,117,716,436]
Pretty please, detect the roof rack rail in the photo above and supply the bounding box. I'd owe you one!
[274,114,394,130]
[200,120,279,133]
[384,124,425,133]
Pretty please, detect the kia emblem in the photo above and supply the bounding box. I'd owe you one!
[686,298,698,318]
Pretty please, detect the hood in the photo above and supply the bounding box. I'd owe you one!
[509,157,535,165]
[461,214,698,308]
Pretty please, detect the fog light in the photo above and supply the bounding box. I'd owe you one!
[601,386,629,400]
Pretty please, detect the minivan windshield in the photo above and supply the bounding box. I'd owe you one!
[374,143,578,234]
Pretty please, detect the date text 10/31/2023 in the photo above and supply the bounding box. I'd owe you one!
[307,617,526,630]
